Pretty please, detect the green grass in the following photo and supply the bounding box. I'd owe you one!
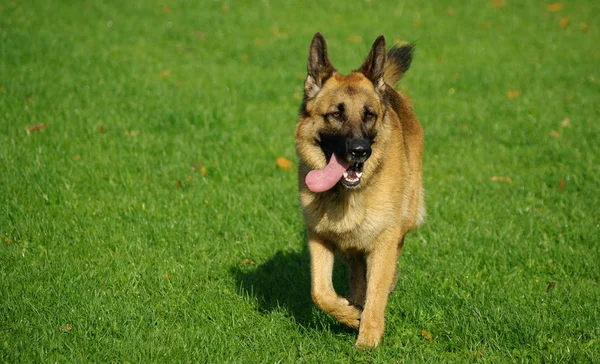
[1,0,599,362]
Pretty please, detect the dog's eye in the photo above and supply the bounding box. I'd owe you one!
[327,111,342,120]
[364,112,377,122]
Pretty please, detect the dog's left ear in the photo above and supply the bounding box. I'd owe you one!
[305,33,335,98]
[358,35,387,92]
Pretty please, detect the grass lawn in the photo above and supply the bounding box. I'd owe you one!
[1,0,599,362]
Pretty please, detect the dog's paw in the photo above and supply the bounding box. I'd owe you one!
[335,299,361,329]
[355,322,383,348]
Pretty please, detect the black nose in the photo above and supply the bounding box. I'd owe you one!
[347,138,372,161]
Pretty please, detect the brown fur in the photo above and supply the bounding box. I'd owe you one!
[295,33,425,348]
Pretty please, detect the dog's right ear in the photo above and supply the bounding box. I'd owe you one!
[305,33,335,98]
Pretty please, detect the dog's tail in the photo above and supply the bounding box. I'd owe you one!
[384,43,414,87]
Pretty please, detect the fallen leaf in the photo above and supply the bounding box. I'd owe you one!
[27,123,47,132]
[26,97,34,104]
[559,17,569,28]
[162,5,171,14]
[5,238,12,244]
[60,324,73,333]
[186,175,193,182]
[477,349,484,358]
[200,166,207,176]
[420,329,433,341]
[546,281,557,292]
[160,70,170,78]
[242,258,255,265]
[460,124,469,130]
[558,179,566,191]
[549,130,560,138]
[125,130,139,137]
[254,38,267,46]
[163,272,176,280]
[175,180,183,188]
[98,125,106,133]
[547,2,565,12]
[506,90,521,99]
[489,0,505,8]
[589,75,597,84]
[74,154,81,161]
[349,35,363,43]
[560,118,570,128]
[446,7,455,16]
[580,22,590,34]
[276,157,292,171]
[272,24,288,40]
[193,31,205,40]
[491,176,513,184]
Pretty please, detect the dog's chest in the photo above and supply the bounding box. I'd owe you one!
[303,191,397,251]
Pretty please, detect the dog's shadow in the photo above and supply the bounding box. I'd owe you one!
[231,243,351,330]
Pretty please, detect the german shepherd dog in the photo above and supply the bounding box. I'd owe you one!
[295,33,425,348]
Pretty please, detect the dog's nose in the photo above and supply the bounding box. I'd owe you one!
[347,138,372,160]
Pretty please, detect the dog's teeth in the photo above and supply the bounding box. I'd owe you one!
[356,172,363,178]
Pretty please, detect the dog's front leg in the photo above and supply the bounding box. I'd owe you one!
[355,229,401,348]
[309,233,361,329]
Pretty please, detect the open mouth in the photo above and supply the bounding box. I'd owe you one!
[341,162,364,188]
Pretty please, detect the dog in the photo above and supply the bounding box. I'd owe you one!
[295,33,425,348]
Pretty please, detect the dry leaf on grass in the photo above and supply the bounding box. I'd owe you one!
[491,176,513,184]
[489,0,505,8]
[98,125,106,133]
[549,130,560,138]
[558,179,566,191]
[560,17,569,28]
[547,281,557,292]
[276,157,292,171]
[162,5,171,14]
[547,2,565,12]
[160,70,170,78]
[349,35,362,43]
[124,130,139,137]
[561,118,571,127]
[242,258,255,265]
[506,90,521,99]
[60,324,73,333]
[420,329,433,341]
[579,22,591,34]
[27,123,47,132]
[175,180,183,188]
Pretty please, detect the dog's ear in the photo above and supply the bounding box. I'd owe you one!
[384,43,414,87]
[358,35,387,92]
[305,32,334,98]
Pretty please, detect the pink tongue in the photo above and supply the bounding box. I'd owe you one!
[305,154,349,193]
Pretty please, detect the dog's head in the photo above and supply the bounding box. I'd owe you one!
[296,33,414,191]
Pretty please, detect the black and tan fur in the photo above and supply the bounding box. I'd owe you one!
[295,33,425,348]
